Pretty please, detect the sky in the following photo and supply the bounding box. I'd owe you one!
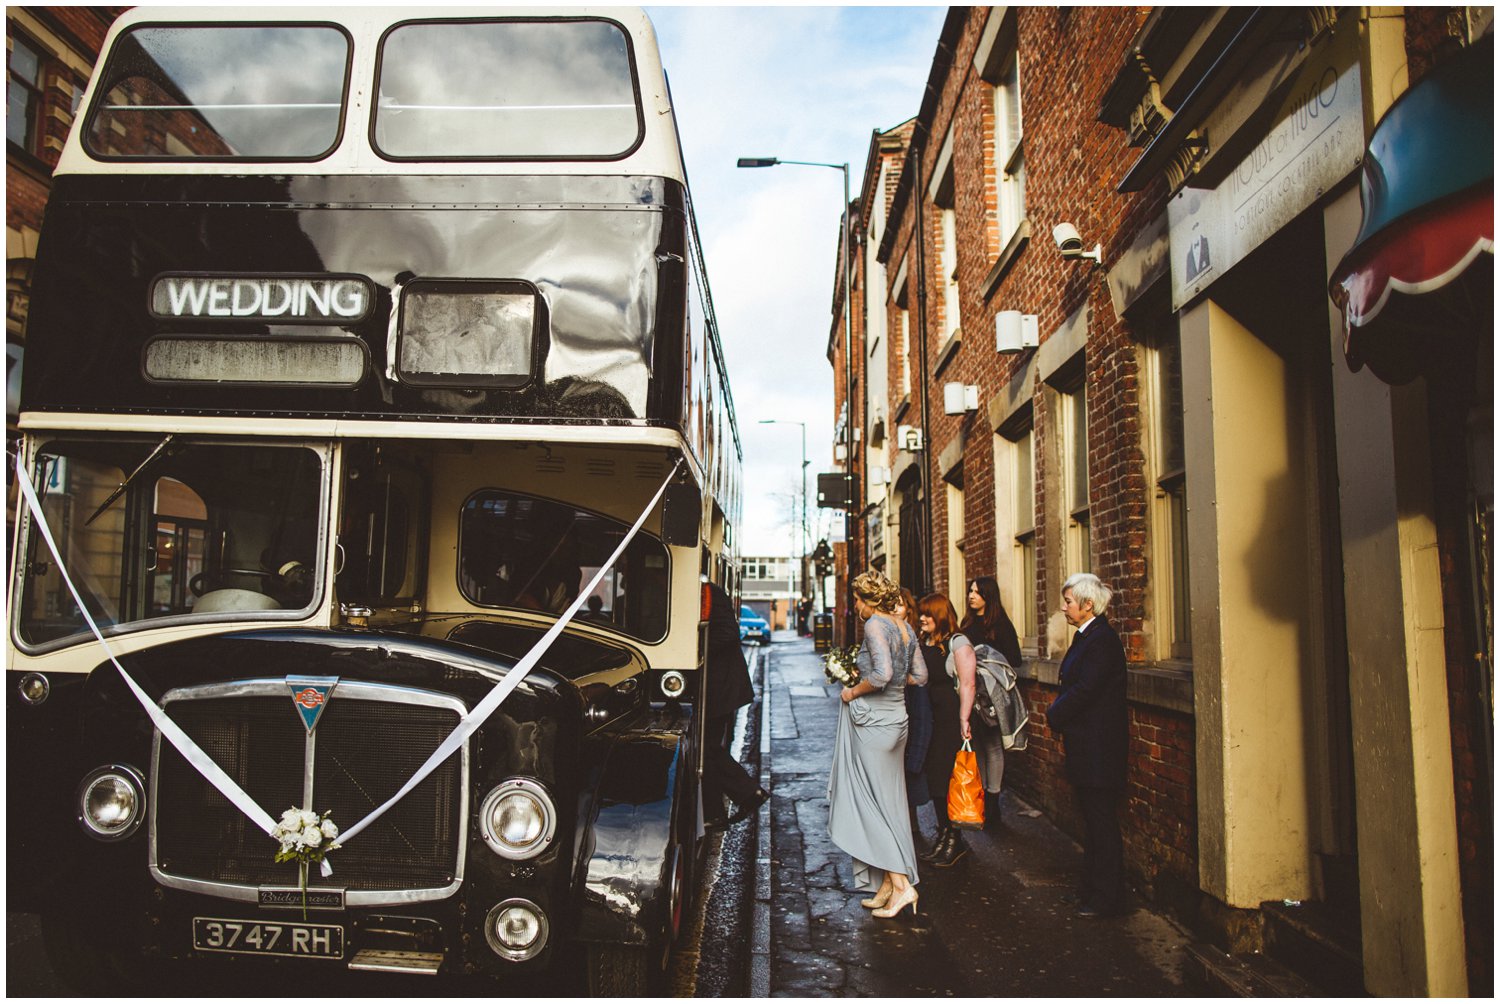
[645,6,948,557]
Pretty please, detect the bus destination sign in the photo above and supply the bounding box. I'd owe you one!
[151,274,373,323]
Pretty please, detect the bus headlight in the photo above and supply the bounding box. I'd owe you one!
[659,671,686,699]
[77,765,145,841]
[479,779,556,860]
[485,898,548,961]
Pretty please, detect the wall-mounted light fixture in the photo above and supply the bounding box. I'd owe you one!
[995,310,1039,353]
[943,382,980,415]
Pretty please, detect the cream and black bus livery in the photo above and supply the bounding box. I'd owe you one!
[7,7,743,992]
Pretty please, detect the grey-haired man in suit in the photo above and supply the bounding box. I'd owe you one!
[1046,573,1129,917]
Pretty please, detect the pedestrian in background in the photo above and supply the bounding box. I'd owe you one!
[960,576,1022,819]
[828,570,925,918]
[915,592,975,867]
[1046,572,1129,918]
[703,582,769,831]
[896,587,931,846]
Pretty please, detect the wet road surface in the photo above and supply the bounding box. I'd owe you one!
[763,633,1203,997]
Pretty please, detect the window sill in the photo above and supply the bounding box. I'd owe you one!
[1017,656,1193,715]
[982,219,1030,300]
[934,328,962,376]
[7,142,55,184]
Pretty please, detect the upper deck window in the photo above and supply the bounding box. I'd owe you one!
[84,25,350,160]
[374,19,642,160]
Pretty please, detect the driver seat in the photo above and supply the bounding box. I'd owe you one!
[192,588,281,613]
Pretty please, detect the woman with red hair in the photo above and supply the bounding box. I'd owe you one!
[915,592,976,866]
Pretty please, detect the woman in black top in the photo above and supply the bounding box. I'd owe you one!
[896,588,932,840]
[959,576,1022,820]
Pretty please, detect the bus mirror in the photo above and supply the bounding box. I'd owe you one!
[660,484,700,547]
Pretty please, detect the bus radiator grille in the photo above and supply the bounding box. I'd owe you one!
[155,694,464,893]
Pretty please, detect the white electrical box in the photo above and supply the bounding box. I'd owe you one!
[995,310,1039,353]
[943,381,979,415]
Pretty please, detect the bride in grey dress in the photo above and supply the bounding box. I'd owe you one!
[828,570,927,918]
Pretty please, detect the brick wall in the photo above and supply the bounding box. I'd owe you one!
[870,6,1200,906]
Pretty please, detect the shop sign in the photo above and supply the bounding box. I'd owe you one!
[1170,28,1364,309]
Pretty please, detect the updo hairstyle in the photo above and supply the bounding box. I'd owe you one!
[851,569,902,614]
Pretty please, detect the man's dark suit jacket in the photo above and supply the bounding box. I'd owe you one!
[1045,615,1128,789]
[705,583,753,719]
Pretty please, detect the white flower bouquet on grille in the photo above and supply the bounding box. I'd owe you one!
[271,808,341,918]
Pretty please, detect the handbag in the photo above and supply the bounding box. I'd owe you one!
[947,738,985,830]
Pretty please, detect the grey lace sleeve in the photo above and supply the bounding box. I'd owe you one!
[907,633,928,686]
[863,618,896,689]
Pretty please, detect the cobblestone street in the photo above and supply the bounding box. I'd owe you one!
[760,633,1203,997]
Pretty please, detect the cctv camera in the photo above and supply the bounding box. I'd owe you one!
[1053,222,1084,256]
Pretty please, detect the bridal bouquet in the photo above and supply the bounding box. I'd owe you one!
[272,808,341,918]
[823,644,861,687]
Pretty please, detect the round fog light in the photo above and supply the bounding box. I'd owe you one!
[485,898,548,961]
[77,765,145,841]
[659,671,686,698]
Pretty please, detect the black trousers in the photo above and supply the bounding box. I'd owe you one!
[703,713,760,813]
[1073,784,1124,911]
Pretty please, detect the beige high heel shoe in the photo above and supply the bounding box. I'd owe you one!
[860,883,893,909]
[871,884,918,918]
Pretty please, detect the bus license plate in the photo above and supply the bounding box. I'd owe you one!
[193,917,344,959]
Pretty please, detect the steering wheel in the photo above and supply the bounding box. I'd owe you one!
[189,568,274,597]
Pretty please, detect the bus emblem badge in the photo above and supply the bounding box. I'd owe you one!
[287,676,339,733]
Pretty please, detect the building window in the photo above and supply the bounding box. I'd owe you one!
[898,307,911,397]
[8,34,44,154]
[1057,374,1090,575]
[992,50,1025,248]
[939,204,961,339]
[1147,327,1190,659]
[945,479,967,603]
[1014,423,1037,641]
[995,411,1036,645]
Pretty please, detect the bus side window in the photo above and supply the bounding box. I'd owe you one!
[338,461,422,605]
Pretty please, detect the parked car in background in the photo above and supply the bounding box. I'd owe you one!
[739,606,771,644]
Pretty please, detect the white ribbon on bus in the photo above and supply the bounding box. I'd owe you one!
[15,448,682,875]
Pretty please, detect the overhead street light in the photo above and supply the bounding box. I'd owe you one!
[737,154,858,643]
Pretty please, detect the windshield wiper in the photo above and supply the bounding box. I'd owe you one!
[85,434,175,526]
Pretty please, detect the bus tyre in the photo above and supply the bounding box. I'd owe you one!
[586,943,659,996]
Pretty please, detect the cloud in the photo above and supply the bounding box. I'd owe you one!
[647,6,944,555]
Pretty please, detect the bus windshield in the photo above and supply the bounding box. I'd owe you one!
[17,440,325,648]
[374,19,642,159]
[85,24,350,160]
[458,490,668,641]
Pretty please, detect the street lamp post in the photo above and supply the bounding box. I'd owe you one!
[758,418,808,630]
[737,155,858,643]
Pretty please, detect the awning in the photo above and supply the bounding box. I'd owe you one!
[1328,33,1493,383]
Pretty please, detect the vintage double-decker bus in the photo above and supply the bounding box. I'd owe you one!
[7,7,742,993]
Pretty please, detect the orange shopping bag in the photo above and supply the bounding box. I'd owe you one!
[947,738,984,830]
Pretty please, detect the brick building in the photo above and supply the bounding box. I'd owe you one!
[7,7,121,409]
[7,6,123,545]
[835,6,1490,995]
